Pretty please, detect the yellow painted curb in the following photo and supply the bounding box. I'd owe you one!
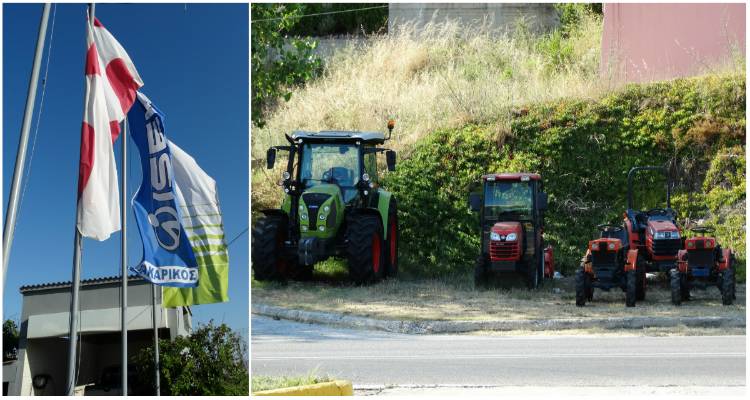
[253,380,353,396]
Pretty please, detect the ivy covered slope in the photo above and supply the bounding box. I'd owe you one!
[384,73,745,279]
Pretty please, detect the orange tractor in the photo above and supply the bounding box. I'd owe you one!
[671,226,736,305]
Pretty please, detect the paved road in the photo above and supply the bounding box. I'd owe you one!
[251,315,746,387]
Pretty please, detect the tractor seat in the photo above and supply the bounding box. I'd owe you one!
[599,227,628,249]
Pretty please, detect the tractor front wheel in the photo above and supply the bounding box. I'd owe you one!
[721,268,735,306]
[347,215,386,284]
[670,269,683,306]
[636,264,647,301]
[251,214,289,282]
[575,269,589,307]
[625,270,636,307]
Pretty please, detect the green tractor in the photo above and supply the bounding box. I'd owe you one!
[252,122,399,284]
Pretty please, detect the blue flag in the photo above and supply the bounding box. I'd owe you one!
[127,92,199,287]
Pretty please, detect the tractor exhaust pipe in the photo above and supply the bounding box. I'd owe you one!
[627,166,671,210]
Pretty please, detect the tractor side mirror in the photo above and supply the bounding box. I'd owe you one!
[469,193,481,212]
[386,150,397,171]
[266,148,276,169]
[538,192,548,211]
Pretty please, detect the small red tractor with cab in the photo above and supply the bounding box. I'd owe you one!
[469,173,554,289]
[671,226,736,305]
[576,224,643,307]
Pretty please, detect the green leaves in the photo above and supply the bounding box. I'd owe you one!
[134,321,248,395]
[251,4,322,128]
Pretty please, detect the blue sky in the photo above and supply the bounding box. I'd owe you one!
[3,3,248,337]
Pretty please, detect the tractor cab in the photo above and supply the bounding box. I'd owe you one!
[671,226,735,305]
[623,166,681,273]
[469,173,553,289]
[253,122,400,284]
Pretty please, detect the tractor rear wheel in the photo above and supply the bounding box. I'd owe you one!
[721,268,735,306]
[575,269,589,307]
[625,270,636,307]
[636,264,647,301]
[385,199,399,278]
[251,214,289,282]
[346,214,386,284]
[670,269,682,306]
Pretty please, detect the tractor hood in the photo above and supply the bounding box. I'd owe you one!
[299,184,344,239]
[491,221,522,235]
[647,219,678,234]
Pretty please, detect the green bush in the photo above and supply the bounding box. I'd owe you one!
[384,74,745,278]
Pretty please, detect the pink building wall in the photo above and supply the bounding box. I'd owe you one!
[601,3,745,82]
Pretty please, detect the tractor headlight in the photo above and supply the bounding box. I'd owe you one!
[490,232,502,241]
[505,233,517,241]
[301,213,308,220]
[323,205,330,213]
[282,171,291,180]
[591,242,599,251]
[301,225,308,232]
[608,242,616,250]
[319,214,326,220]
[362,173,370,182]
[318,226,325,232]
[299,205,305,211]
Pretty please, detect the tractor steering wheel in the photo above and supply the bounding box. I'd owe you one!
[646,208,668,216]
[690,226,715,235]
[597,224,623,233]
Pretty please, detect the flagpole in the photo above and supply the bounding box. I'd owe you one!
[121,116,129,395]
[2,3,51,288]
[67,5,92,396]
[151,284,161,395]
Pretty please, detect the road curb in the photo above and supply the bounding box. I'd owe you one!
[252,303,746,334]
[253,380,353,396]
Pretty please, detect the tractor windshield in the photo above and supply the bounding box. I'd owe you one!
[484,180,533,220]
[300,143,361,203]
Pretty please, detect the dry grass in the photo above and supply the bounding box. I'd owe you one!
[252,275,746,322]
[251,15,604,209]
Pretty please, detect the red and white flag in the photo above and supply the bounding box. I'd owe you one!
[77,18,143,240]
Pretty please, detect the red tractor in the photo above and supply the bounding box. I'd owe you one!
[469,173,554,289]
[623,166,682,275]
[671,226,736,305]
[576,224,643,307]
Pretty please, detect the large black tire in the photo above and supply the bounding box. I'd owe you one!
[636,264,647,301]
[670,269,682,306]
[721,268,735,306]
[474,255,488,289]
[384,199,399,278]
[251,214,288,282]
[680,272,690,301]
[625,270,636,307]
[575,269,588,307]
[346,214,386,284]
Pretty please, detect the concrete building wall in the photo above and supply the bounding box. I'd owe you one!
[601,3,745,82]
[388,3,559,34]
[8,278,191,395]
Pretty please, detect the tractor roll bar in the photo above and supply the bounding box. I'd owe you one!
[627,166,671,210]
